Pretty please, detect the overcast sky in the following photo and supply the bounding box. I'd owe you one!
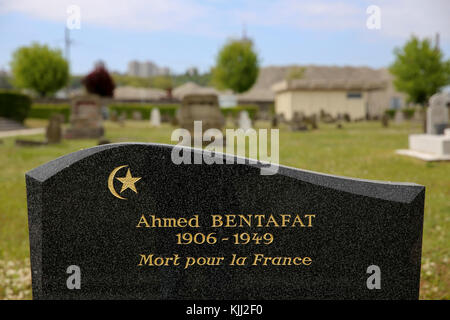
[1,0,449,75]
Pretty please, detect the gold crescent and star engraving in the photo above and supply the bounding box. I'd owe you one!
[108,165,141,200]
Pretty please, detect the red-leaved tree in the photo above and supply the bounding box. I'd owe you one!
[82,61,115,97]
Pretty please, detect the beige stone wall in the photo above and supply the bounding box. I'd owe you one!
[275,90,367,120]
[366,69,410,117]
[274,91,293,120]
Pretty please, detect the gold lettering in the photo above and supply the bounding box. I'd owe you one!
[226,215,237,227]
[211,215,223,227]
[251,254,312,266]
[266,215,280,227]
[136,215,150,228]
[305,214,315,227]
[281,214,291,227]
[138,254,152,265]
[292,215,306,227]
[239,215,252,227]
[254,215,265,227]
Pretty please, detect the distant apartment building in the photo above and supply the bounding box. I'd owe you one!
[127,60,170,78]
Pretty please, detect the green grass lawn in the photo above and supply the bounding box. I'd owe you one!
[0,119,448,299]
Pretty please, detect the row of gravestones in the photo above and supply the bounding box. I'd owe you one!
[381,110,426,128]
[389,93,449,133]
[42,95,256,146]
[109,109,163,126]
[393,109,427,124]
[110,108,253,130]
[287,112,353,131]
[44,92,450,145]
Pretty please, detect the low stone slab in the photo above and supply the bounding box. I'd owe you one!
[0,128,45,138]
[396,133,450,161]
[396,149,450,161]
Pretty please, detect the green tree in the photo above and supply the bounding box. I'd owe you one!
[10,43,69,97]
[389,36,450,105]
[212,39,259,93]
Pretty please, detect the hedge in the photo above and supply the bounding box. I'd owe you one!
[402,108,416,119]
[109,103,260,120]
[221,105,259,120]
[109,104,179,119]
[27,102,261,122]
[384,108,416,120]
[0,91,32,123]
[385,109,396,119]
[29,103,71,122]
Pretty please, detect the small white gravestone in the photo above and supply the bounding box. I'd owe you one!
[238,111,252,131]
[426,93,449,135]
[445,128,450,137]
[396,92,450,161]
[150,108,161,127]
[394,110,404,124]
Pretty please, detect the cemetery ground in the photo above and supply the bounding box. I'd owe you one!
[0,119,448,300]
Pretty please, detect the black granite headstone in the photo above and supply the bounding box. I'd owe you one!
[26,143,425,299]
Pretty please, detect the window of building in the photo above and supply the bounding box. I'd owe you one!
[347,92,362,99]
[389,97,403,109]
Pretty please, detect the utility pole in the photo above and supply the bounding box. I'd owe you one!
[64,27,73,98]
[242,22,248,41]
[435,32,440,51]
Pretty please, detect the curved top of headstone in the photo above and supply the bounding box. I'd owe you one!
[182,94,219,105]
[429,91,450,107]
[26,143,424,204]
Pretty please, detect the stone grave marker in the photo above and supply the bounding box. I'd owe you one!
[290,112,308,131]
[109,110,118,122]
[238,111,252,131]
[394,110,405,124]
[396,93,450,160]
[381,114,389,127]
[65,95,104,139]
[26,143,425,299]
[132,111,143,121]
[150,108,161,127]
[118,112,127,126]
[271,115,278,128]
[46,114,64,144]
[177,94,225,134]
[427,93,449,135]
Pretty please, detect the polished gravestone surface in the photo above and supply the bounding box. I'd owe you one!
[26,143,425,299]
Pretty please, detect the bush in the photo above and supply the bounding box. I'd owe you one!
[402,108,416,119]
[29,103,71,122]
[83,63,115,97]
[109,104,179,119]
[0,91,32,123]
[221,105,259,120]
[385,109,396,119]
